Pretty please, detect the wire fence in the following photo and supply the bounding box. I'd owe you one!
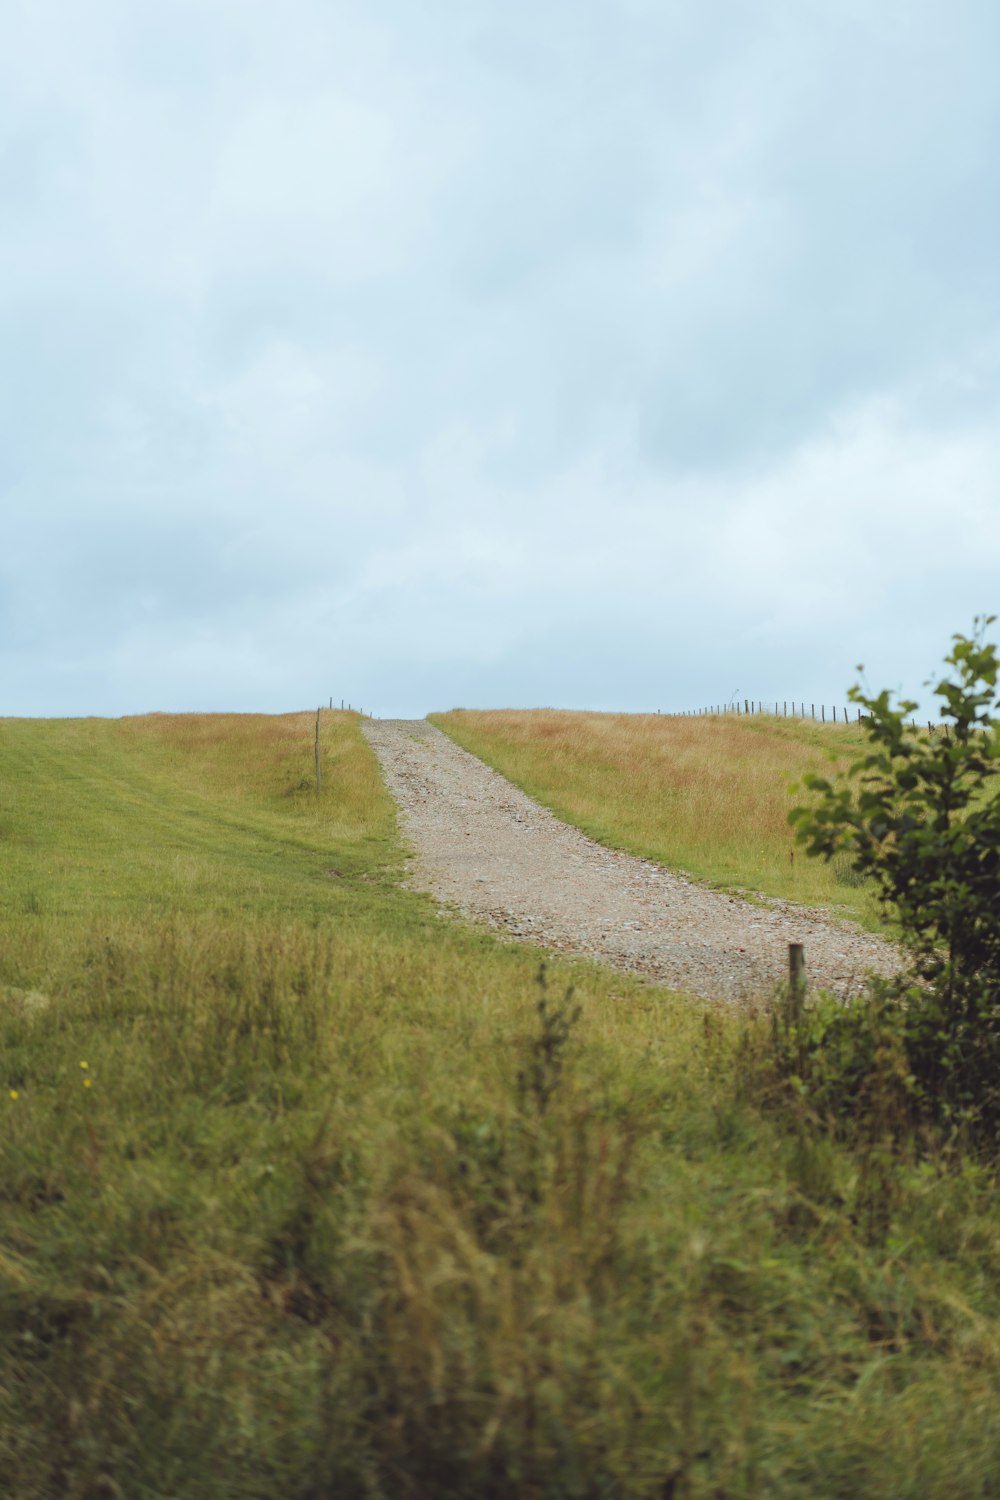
[328,699,374,717]
[671,700,858,723]
[668,700,941,732]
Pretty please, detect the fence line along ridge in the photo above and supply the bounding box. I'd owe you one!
[665,701,937,731]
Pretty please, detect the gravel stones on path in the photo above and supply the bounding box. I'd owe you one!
[363,718,900,1004]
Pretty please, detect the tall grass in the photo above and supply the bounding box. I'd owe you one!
[433,710,881,923]
[3,712,1000,1496]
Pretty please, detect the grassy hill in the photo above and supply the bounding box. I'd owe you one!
[2,712,1000,1498]
[432,709,882,924]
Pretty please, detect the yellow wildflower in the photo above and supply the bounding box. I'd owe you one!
[8,1089,18,1100]
[79,1060,89,1070]
[83,1078,93,1089]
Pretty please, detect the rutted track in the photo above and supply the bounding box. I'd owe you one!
[363,718,900,1003]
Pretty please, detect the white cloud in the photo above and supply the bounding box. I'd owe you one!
[1,0,998,717]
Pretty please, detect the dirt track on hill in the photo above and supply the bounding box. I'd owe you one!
[362,718,900,1003]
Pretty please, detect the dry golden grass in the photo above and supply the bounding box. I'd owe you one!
[113,708,385,820]
[434,709,880,922]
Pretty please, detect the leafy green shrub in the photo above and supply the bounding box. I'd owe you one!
[789,619,1000,1142]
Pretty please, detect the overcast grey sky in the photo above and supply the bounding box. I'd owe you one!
[3,0,998,717]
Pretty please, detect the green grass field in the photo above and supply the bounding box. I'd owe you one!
[433,709,883,924]
[3,712,1000,1498]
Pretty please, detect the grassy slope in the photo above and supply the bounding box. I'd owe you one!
[433,709,881,923]
[2,713,1000,1498]
[1,713,395,922]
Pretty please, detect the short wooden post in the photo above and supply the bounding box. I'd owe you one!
[788,942,805,1019]
[315,708,322,793]
[811,703,815,720]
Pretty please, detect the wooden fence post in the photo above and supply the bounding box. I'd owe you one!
[788,942,805,1020]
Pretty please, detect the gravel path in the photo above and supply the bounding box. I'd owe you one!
[363,718,900,1003]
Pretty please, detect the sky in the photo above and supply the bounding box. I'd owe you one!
[2,0,998,718]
